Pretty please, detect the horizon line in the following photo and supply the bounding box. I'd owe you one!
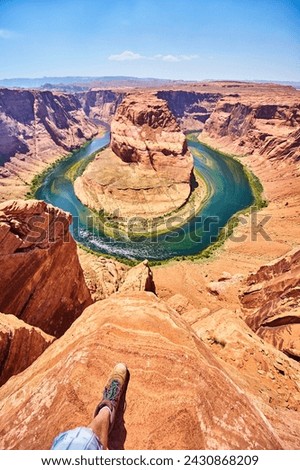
[0,75,299,84]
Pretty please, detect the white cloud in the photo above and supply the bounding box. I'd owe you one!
[161,54,181,62]
[108,50,198,62]
[179,54,199,61]
[109,50,144,61]
[0,29,14,39]
[161,54,199,62]
[159,53,199,62]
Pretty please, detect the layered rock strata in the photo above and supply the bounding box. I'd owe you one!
[240,248,300,360]
[0,292,283,450]
[0,81,299,450]
[79,89,125,122]
[183,307,300,449]
[201,90,300,163]
[74,93,196,219]
[78,248,155,302]
[0,313,54,386]
[157,90,222,130]
[0,88,98,201]
[0,199,92,337]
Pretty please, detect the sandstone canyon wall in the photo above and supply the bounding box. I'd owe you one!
[0,88,99,201]
[0,313,54,386]
[157,90,222,130]
[79,89,125,122]
[0,199,92,337]
[110,93,193,177]
[240,247,300,361]
[200,87,300,163]
[0,88,97,165]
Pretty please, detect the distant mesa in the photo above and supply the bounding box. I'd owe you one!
[74,93,202,231]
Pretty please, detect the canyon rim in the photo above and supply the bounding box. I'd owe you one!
[0,0,299,456]
[0,80,299,451]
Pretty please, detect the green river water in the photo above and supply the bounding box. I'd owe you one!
[35,132,254,261]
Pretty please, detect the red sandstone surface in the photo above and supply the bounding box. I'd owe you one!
[0,199,92,337]
[0,292,284,450]
[0,313,54,386]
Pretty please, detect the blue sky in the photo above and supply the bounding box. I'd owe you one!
[0,0,299,80]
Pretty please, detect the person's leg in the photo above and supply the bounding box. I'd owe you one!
[51,363,128,450]
[88,407,111,449]
[91,363,128,449]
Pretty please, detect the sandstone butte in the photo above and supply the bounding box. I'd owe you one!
[74,93,197,220]
[0,81,300,449]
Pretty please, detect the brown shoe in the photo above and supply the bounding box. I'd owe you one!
[94,363,128,432]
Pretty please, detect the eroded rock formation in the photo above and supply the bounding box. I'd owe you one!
[201,89,300,163]
[0,81,299,450]
[0,199,92,336]
[119,259,156,294]
[74,93,195,219]
[157,90,222,130]
[240,248,300,360]
[183,307,300,449]
[0,88,98,201]
[0,313,54,386]
[78,248,129,301]
[0,292,283,450]
[78,248,155,302]
[79,89,125,122]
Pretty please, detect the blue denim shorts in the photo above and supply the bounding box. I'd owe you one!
[51,427,104,450]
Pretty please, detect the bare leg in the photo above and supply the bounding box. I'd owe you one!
[88,407,111,449]
[88,363,128,450]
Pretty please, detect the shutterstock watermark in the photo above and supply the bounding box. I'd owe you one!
[21,206,271,247]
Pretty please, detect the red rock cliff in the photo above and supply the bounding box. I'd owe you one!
[201,90,300,163]
[79,89,125,122]
[0,199,92,337]
[0,88,98,201]
[157,90,222,130]
[110,93,193,176]
[0,313,54,386]
[240,248,300,361]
